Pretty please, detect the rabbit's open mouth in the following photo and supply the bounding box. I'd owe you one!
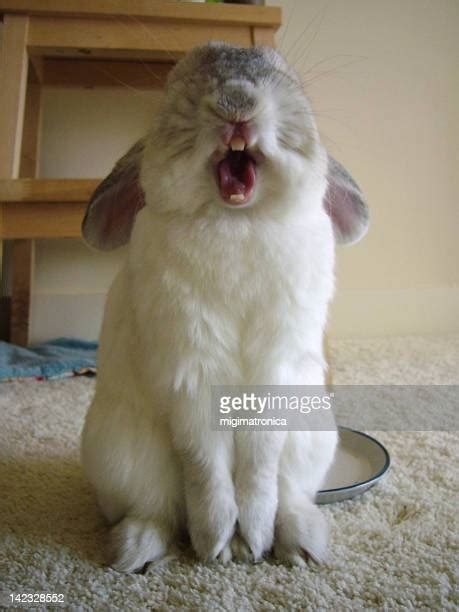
[217,148,256,206]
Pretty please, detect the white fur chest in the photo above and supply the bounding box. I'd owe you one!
[125,200,335,393]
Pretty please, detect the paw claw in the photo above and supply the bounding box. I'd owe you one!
[109,516,170,573]
[274,503,328,567]
[230,533,255,563]
[217,543,233,564]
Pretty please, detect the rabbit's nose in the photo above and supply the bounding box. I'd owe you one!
[215,79,258,123]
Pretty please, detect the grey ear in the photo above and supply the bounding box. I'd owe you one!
[324,156,369,245]
[82,139,146,250]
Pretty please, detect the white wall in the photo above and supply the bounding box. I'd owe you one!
[4,0,458,342]
[276,0,459,337]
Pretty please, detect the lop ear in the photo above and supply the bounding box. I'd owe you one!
[82,139,146,250]
[324,156,369,245]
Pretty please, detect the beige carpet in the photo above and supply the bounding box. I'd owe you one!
[1,336,458,610]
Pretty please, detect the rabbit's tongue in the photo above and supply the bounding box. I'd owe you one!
[217,151,256,205]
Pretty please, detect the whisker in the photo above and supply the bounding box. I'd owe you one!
[107,15,180,86]
[281,1,330,69]
[91,65,153,96]
[277,1,297,53]
[124,14,181,64]
[301,58,367,89]
[295,53,367,81]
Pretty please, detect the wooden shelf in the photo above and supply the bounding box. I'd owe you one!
[0,1,281,28]
[0,178,99,202]
[27,17,253,61]
[1,2,280,62]
[0,178,100,239]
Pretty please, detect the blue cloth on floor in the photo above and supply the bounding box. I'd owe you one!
[0,337,98,381]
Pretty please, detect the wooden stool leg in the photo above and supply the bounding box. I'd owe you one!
[0,15,29,177]
[0,15,31,344]
[11,240,35,346]
[0,242,12,341]
[252,26,275,46]
[20,58,43,179]
[0,16,43,345]
[10,60,44,346]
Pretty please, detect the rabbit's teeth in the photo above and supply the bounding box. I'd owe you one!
[230,137,246,151]
[230,194,245,203]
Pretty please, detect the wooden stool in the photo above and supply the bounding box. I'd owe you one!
[0,0,281,345]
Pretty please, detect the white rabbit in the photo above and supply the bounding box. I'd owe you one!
[81,42,369,572]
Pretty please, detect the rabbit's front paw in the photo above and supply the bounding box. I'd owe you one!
[237,492,276,561]
[187,493,238,561]
[109,516,171,573]
[274,503,328,567]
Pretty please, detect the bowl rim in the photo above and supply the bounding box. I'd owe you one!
[318,426,391,495]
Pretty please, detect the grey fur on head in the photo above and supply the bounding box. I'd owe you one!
[168,42,297,90]
[82,42,368,250]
